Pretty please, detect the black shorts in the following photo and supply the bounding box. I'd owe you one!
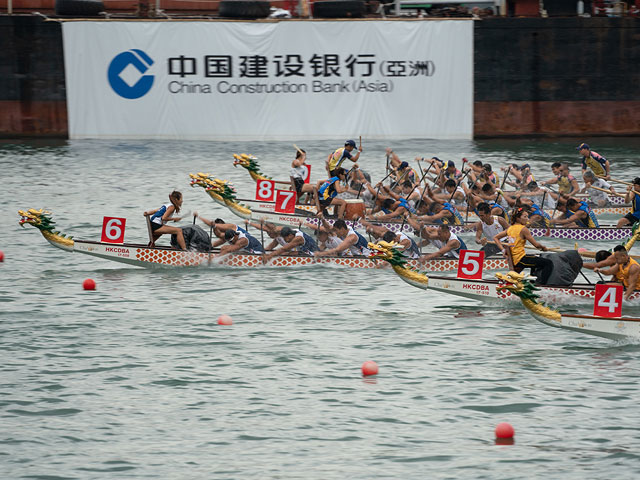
[150,221,163,232]
[624,213,640,224]
[293,177,305,196]
[318,197,333,208]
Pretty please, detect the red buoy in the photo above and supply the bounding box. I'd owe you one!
[0,250,4,262]
[217,314,233,325]
[495,422,515,439]
[361,360,379,376]
[83,278,96,290]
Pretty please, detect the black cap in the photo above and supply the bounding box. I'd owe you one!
[280,226,295,237]
[345,139,356,147]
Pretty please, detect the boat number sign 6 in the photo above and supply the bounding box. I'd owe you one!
[101,216,126,244]
[593,284,623,318]
[457,250,485,280]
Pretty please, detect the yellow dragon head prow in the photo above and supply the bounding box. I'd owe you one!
[189,173,252,217]
[368,241,429,285]
[232,153,269,181]
[18,208,74,250]
[496,271,561,321]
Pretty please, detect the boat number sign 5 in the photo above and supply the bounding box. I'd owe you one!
[593,284,623,318]
[275,190,296,214]
[101,216,126,244]
[256,179,276,202]
[457,250,484,280]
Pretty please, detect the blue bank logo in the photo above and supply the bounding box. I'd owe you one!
[108,49,155,99]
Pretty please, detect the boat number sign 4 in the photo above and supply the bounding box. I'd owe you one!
[594,284,623,318]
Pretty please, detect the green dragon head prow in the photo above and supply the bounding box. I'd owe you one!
[19,208,56,232]
[368,241,410,268]
[495,271,541,301]
[232,153,271,180]
[18,208,74,249]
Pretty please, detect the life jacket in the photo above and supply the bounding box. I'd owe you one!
[529,203,551,227]
[236,226,265,253]
[632,192,640,218]
[398,198,416,214]
[566,202,598,228]
[150,203,171,225]
[442,202,464,226]
[296,230,318,255]
[328,148,349,171]
[398,232,421,259]
[318,176,339,201]
[583,152,607,177]
[346,228,371,256]
[489,202,510,223]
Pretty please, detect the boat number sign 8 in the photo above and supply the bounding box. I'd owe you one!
[457,250,485,280]
[101,216,126,244]
[593,284,623,318]
[256,179,276,202]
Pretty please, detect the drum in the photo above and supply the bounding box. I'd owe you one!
[344,199,365,220]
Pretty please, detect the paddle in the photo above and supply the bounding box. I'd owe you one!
[494,166,511,205]
[293,144,304,155]
[413,161,435,211]
[590,185,625,198]
[597,175,630,186]
[446,159,470,204]
[208,224,214,266]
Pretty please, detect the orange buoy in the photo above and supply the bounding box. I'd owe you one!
[217,314,233,325]
[82,278,96,290]
[361,360,379,376]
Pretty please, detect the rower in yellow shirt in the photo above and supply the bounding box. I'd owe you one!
[494,207,552,285]
[594,245,640,301]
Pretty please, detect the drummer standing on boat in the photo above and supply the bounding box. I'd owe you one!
[326,139,362,175]
[594,245,640,301]
[578,142,610,180]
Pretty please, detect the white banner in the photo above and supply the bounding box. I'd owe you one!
[62,20,472,140]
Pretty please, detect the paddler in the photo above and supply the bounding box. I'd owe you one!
[551,198,599,228]
[474,202,508,257]
[314,219,371,257]
[581,171,615,207]
[594,245,640,300]
[494,208,552,285]
[262,226,318,262]
[326,139,362,175]
[381,230,421,259]
[416,224,467,262]
[290,148,315,204]
[390,161,417,188]
[196,215,265,254]
[143,190,186,250]
[315,167,349,218]
[543,163,579,197]
[617,177,640,228]
[577,142,610,180]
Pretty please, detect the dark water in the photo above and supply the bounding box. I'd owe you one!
[2,138,640,479]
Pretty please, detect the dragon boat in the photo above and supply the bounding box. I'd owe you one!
[368,241,640,305]
[498,273,640,341]
[18,208,509,271]
[190,173,634,241]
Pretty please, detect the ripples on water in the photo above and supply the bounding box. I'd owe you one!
[2,138,640,479]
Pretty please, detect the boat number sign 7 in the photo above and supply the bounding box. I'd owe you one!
[256,179,276,202]
[275,190,296,213]
[101,216,126,244]
[457,250,484,280]
[593,284,623,318]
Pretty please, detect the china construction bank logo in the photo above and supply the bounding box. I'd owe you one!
[107,49,155,99]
